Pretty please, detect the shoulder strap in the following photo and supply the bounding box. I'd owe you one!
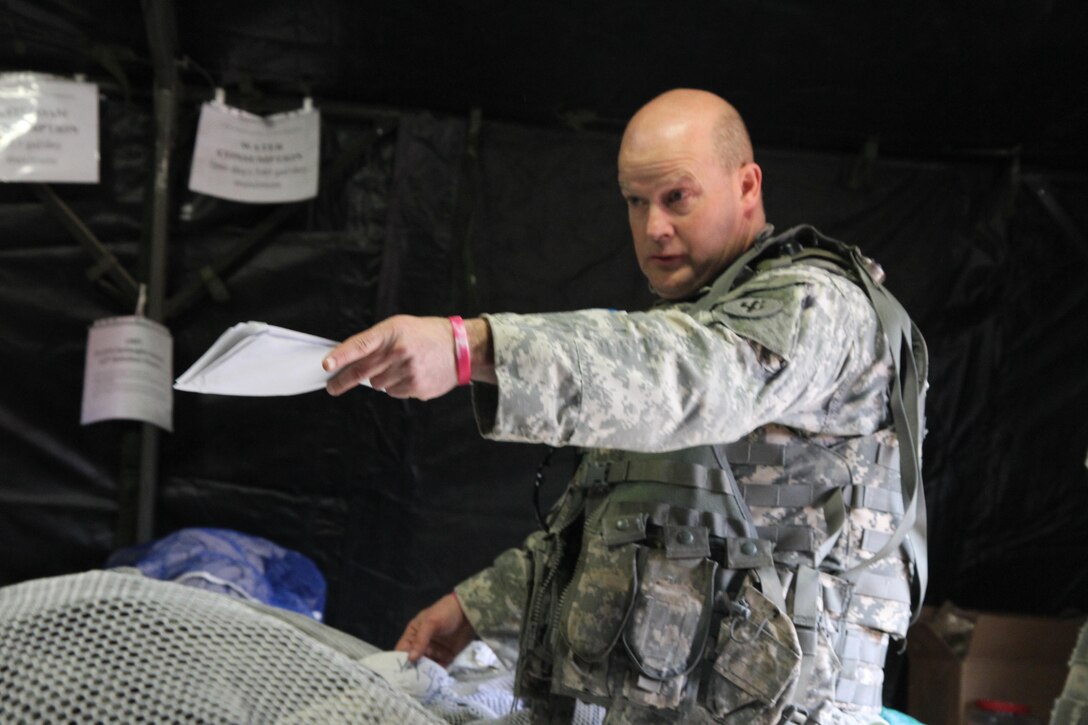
[695,226,930,620]
[689,233,781,314]
[843,245,929,621]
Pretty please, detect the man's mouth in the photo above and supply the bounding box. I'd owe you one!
[650,254,684,267]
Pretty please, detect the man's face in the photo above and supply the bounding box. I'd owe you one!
[618,127,750,300]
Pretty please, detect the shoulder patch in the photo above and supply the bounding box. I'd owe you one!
[719,297,785,319]
[712,283,805,361]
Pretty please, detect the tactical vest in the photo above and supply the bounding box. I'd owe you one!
[514,226,928,724]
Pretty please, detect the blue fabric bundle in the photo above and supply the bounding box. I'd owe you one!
[107,527,326,621]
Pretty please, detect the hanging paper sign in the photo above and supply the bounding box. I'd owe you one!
[188,100,320,203]
[81,316,173,432]
[0,72,99,183]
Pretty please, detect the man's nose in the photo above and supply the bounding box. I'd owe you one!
[645,205,673,242]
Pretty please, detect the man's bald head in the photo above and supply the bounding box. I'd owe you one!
[621,89,755,173]
[617,89,765,299]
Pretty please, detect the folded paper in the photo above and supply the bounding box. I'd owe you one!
[175,322,359,396]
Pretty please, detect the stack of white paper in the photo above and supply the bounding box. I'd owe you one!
[175,322,358,396]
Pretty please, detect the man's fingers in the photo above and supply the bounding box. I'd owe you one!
[366,361,406,396]
[393,613,422,653]
[324,315,458,400]
[325,346,403,396]
[324,319,398,373]
[324,319,415,396]
[379,376,415,399]
[407,617,438,662]
[393,617,426,659]
[392,629,413,653]
[326,363,377,396]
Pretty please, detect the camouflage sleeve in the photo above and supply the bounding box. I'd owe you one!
[471,265,888,450]
[453,535,541,668]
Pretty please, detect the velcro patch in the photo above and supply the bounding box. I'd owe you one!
[719,297,784,318]
[713,284,803,361]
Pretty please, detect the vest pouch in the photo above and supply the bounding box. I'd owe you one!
[619,548,717,710]
[515,531,569,701]
[559,533,640,663]
[705,581,802,724]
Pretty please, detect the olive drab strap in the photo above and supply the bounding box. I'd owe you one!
[700,225,929,620]
[693,227,781,308]
[711,227,929,716]
[788,233,928,620]
[842,244,929,619]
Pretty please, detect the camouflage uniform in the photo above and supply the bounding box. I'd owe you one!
[455,226,925,725]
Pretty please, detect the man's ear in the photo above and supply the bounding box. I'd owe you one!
[738,162,762,207]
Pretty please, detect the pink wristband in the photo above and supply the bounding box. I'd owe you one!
[449,315,471,386]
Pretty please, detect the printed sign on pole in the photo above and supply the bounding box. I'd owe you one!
[188,100,320,203]
[81,316,174,432]
[0,72,99,183]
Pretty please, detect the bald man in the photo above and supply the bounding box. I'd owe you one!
[325,90,926,724]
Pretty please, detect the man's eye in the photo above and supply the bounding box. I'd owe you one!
[665,190,686,205]
[626,196,645,208]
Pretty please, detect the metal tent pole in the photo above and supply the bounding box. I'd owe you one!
[134,0,179,543]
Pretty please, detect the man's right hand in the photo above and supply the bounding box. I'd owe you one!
[394,592,476,666]
[324,316,495,399]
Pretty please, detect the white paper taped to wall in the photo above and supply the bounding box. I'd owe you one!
[0,72,100,183]
[187,101,320,203]
[175,322,365,396]
[81,316,173,429]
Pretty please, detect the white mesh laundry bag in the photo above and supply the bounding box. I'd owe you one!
[0,569,442,724]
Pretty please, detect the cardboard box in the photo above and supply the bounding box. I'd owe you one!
[907,604,1085,724]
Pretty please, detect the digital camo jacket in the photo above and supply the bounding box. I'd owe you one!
[456,228,917,725]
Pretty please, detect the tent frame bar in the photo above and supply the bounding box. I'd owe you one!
[131,0,180,544]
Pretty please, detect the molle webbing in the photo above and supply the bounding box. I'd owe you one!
[727,438,848,572]
[703,224,928,621]
[754,525,819,553]
[608,501,760,545]
[724,437,901,469]
[741,484,904,516]
[728,435,913,605]
[835,678,883,708]
[578,457,741,495]
[728,433,911,710]
[550,447,798,717]
[840,629,890,665]
[575,457,760,542]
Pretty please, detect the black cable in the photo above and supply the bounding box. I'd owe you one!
[532,446,557,531]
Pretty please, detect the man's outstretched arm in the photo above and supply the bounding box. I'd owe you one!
[324,315,495,399]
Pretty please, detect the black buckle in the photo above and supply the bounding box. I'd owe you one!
[582,460,610,490]
[779,704,809,724]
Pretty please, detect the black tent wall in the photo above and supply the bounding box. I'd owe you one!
[1,8,1087,712]
[2,96,1086,651]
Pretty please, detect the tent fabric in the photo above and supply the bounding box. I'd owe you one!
[3,104,1086,658]
[7,1,1086,169]
[0,7,1086,697]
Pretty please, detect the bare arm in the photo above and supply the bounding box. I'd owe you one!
[324,315,495,398]
[394,593,476,665]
